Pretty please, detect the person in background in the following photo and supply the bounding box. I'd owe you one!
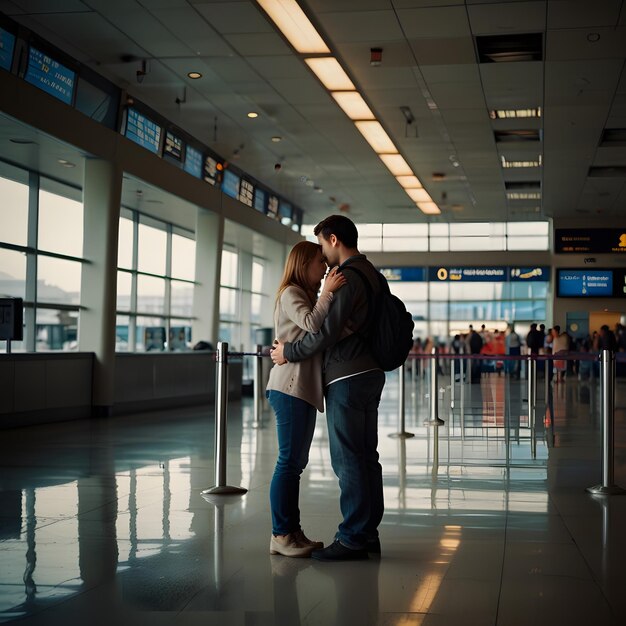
[467,325,483,383]
[551,325,569,383]
[266,240,346,558]
[505,324,521,379]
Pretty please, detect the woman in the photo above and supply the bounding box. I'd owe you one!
[266,241,346,557]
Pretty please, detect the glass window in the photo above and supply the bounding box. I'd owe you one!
[138,222,166,275]
[137,275,166,314]
[115,315,130,352]
[450,223,505,236]
[170,280,193,317]
[36,308,79,351]
[38,188,84,257]
[0,177,29,246]
[507,235,549,250]
[383,223,428,237]
[0,249,27,299]
[118,216,134,269]
[359,237,382,252]
[220,287,238,320]
[116,270,132,311]
[171,232,195,281]
[450,235,506,251]
[169,322,192,351]
[383,237,428,252]
[251,293,264,323]
[357,224,382,237]
[219,321,241,348]
[507,221,548,236]
[429,224,449,236]
[136,318,166,352]
[252,260,264,293]
[221,250,239,287]
[37,257,82,305]
[430,237,449,251]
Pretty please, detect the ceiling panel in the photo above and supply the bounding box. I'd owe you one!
[468,1,547,34]
[317,10,405,43]
[409,37,476,65]
[193,2,273,33]
[546,27,626,61]
[547,0,622,29]
[396,6,471,38]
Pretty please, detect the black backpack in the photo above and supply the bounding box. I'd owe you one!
[343,265,415,371]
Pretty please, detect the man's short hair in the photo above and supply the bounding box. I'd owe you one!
[314,214,358,248]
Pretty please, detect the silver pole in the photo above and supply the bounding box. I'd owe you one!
[425,347,444,426]
[390,364,414,438]
[545,356,549,404]
[527,356,537,459]
[252,344,264,429]
[587,350,626,496]
[460,351,465,441]
[411,355,416,389]
[6,339,11,354]
[201,342,247,496]
[450,357,455,428]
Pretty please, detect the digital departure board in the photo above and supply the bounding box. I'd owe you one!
[267,195,279,218]
[184,145,203,179]
[221,170,240,199]
[557,270,613,297]
[253,188,266,213]
[24,47,75,105]
[555,228,626,254]
[239,179,254,207]
[430,266,507,282]
[125,108,162,154]
[278,201,292,225]
[380,268,427,282]
[203,156,219,185]
[164,130,183,161]
[0,26,15,72]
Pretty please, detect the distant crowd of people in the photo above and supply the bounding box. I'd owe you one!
[410,322,626,383]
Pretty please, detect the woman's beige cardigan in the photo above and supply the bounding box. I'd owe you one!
[265,286,333,412]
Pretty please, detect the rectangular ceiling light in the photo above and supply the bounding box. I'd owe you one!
[489,108,541,119]
[417,201,441,215]
[506,191,541,200]
[331,91,375,120]
[396,175,423,189]
[476,33,543,63]
[305,57,355,90]
[379,154,412,176]
[501,155,542,168]
[406,188,432,203]
[354,121,396,154]
[257,0,330,53]
[494,129,540,143]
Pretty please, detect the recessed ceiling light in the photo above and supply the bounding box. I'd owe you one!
[489,107,541,119]
[354,121,396,154]
[247,111,259,118]
[379,154,413,176]
[305,57,355,91]
[271,136,282,142]
[187,71,202,79]
[58,159,76,168]
[10,138,36,145]
[501,155,542,168]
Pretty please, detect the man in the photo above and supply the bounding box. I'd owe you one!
[466,325,483,383]
[271,215,385,561]
[505,324,521,378]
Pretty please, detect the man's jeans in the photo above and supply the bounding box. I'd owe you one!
[325,369,386,549]
[267,390,317,535]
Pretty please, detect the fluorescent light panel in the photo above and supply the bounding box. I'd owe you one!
[256,0,329,53]
[379,154,412,176]
[507,191,541,200]
[331,91,375,120]
[489,107,541,119]
[354,121,396,154]
[406,188,432,203]
[396,175,423,189]
[417,201,441,215]
[305,57,354,90]
[501,155,542,168]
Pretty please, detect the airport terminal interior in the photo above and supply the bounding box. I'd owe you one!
[1,0,626,624]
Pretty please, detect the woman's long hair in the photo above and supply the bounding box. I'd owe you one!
[275,241,323,306]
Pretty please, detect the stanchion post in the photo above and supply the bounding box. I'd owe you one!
[389,364,414,439]
[252,344,264,429]
[201,342,247,497]
[527,355,537,459]
[424,347,444,426]
[587,350,626,496]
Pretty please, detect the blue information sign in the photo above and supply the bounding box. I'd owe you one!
[222,170,240,199]
[509,267,549,282]
[430,266,507,282]
[184,145,202,179]
[253,188,266,213]
[125,108,162,154]
[24,47,75,105]
[557,270,613,297]
[0,27,15,72]
[380,267,426,282]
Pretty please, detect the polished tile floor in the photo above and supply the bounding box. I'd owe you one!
[1,369,625,625]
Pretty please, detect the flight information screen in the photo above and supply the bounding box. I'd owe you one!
[0,26,15,72]
[164,130,183,161]
[221,170,240,199]
[24,47,75,105]
[184,145,203,179]
[125,108,162,154]
[557,270,613,297]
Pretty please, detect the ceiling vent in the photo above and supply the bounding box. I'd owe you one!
[476,33,543,63]
[599,128,626,147]
[504,181,541,190]
[588,166,626,177]
[495,129,541,143]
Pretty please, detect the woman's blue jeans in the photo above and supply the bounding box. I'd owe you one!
[267,390,317,535]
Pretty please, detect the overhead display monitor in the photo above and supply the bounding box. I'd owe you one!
[203,156,219,185]
[555,228,626,254]
[163,130,183,162]
[24,46,75,105]
[183,145,203,179]
[239,179,254,207]
[0,26,16,72]
[253,188,266,213]
[278,201,292,225]
[221,169,240,199]
[380,267,427,282]
[124,107,162,154]
[267,195,279,219]
[557,269,613,297]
